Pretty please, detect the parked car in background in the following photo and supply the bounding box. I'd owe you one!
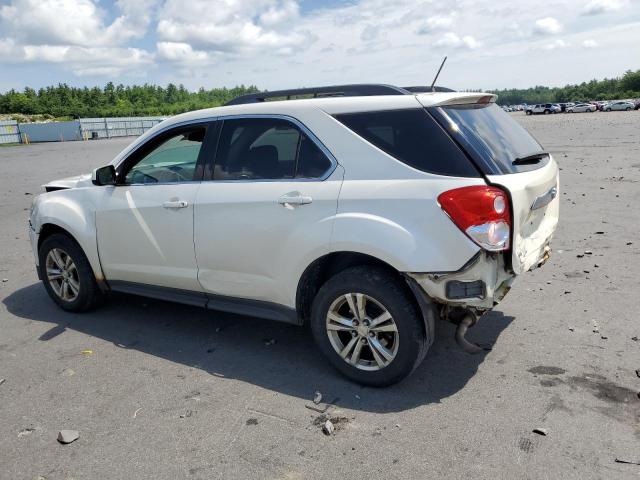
[604,101,634,111]
[567,103,596,113]
[635,99,640,110]
[28,84,559,386]
[525,103,560,115]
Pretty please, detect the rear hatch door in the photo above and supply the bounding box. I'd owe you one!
[426,99,559,274]
[487,160,559,273]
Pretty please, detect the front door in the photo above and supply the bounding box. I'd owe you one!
[96,124,212,291]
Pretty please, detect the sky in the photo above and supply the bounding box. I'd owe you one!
[0,0,639,92]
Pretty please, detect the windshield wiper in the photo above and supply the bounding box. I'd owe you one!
[512,152,549,165]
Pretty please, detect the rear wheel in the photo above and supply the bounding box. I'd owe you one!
[626,107,631,111]
[38,233,103,312]
[544,109,550,115]
[310,266,430,386]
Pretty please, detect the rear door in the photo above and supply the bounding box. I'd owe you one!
[428,101,559,273]
[193,115,342,307]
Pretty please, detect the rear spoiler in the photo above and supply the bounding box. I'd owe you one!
[417,93,497,108]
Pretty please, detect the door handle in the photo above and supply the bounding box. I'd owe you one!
[278,193,313,206]
[162,200,189,209]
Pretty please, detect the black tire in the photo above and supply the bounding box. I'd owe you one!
[38,233,103,312]
[526,110,532,115]
[626,107,631,111]
[310,266,430,387]
[544,109,550,115]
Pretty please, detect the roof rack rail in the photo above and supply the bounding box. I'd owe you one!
[403,86,456,93]
[225,84,411,106]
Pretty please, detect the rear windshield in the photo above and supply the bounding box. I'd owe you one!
[334,109,480,177]
[434,103,546,174]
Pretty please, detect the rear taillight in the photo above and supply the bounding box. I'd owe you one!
[438,186,511,251]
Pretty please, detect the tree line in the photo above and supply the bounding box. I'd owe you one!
[1,69,639,118]
[0,82,259,119]
[490,69,640,105]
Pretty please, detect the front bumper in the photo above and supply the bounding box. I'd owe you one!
[407,251,516,310]
[29,220,40,277]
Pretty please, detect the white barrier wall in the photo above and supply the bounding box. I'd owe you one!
[0,120,21,144]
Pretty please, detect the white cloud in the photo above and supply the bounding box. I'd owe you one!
[21,45,153,75]
[582,39,599,48]
[543,39,569,50]
[0,0,638,88]
[156,0,312,56]
[416,15,455,34]
[435,32,480,49]
[157,42,209,63]
[0,0,157,47]
[583,0,623,15]
[534,17,563,35]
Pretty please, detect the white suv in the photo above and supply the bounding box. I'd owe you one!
[29,84,559,386]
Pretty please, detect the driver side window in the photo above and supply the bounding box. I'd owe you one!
[124,127,205,184]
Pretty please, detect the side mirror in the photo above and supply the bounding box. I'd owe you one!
[92,165,117,186]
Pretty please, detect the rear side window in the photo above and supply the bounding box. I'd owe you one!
[334,109,479,177]
[213,118,332,180]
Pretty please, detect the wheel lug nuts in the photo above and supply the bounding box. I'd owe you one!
[351,331,357,337]
[361,338,367,344]
[369,332,374,337]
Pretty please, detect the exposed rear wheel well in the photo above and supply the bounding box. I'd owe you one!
[296,252,415,325]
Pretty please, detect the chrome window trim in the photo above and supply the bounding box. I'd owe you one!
[210,113,338,183]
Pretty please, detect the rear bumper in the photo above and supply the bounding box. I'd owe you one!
[407,251,516,310]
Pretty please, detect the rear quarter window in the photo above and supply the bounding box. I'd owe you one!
[334,109,480,177]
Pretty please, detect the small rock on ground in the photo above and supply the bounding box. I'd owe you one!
[322,420,334,436]
[57,430,79,444]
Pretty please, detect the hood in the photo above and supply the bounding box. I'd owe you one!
[43,173,92,192]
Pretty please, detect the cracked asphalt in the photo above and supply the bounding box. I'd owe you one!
[1,111,639,479]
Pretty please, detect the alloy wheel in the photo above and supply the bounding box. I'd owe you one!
[325,293,399,371]
[45,248,80,302]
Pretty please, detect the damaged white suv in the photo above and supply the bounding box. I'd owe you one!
[29,84,559,386]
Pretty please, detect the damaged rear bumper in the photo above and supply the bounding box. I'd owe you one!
[406,251,516,310]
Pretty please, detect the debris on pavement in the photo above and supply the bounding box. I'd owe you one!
[615,458,640,465]
[313,391,322,405]
[179,410,194,419]
[322,419,334,435]
[57,430,79,444]
[1,278,7,282]
[133,408,142,419]
[635,369,640,378]
[533,427,548,436]
[0,378,5,386]
[246,418,258,426]
[18,428,35,437]
[81,349,93,356]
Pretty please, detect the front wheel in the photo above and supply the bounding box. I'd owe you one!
[544,110,550,114]
[626,107,631,111]
[38,233,103,312]
[310,266,430,386]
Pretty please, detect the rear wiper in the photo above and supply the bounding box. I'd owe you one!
[512,152,549,165]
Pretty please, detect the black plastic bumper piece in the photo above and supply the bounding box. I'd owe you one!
[445,280,486,300]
